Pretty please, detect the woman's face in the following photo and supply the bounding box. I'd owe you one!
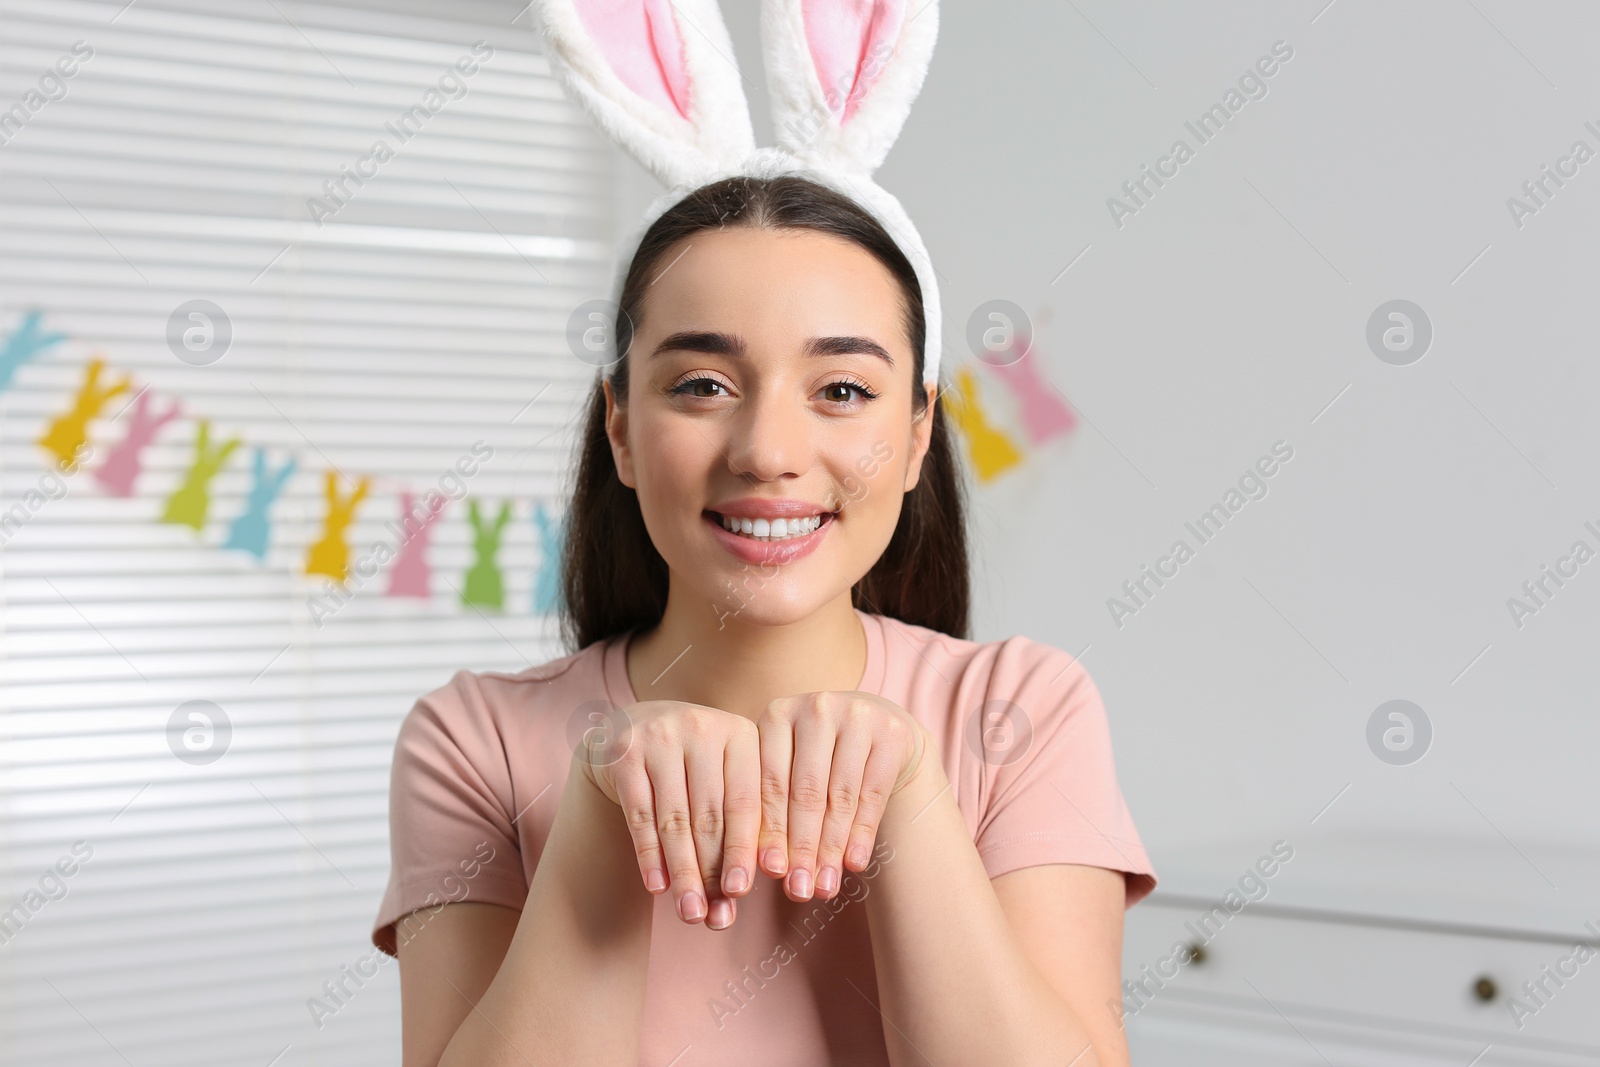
[605,225,936,627]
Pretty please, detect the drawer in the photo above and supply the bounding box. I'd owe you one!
[1127,1001,1599,1067]
[1122,898,1600,1053]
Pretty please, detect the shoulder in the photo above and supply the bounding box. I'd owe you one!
[867,620,1156,899]
[394,639,612,766]
[873,613,1095,708]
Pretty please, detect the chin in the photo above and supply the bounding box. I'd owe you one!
[702,574,842,628]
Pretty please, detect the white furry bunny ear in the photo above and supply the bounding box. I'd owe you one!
[762,0,940,175]
[531,0,757,189]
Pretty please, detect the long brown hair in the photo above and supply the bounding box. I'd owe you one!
[559,174,969,652]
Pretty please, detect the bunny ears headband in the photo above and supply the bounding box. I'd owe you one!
[531,0,945,386]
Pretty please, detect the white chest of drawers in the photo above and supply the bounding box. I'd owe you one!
[1121,835,1600,1064]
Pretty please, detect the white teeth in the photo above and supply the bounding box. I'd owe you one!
[718,513,826,540]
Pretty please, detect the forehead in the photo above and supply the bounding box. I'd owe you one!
[639,226,906,342]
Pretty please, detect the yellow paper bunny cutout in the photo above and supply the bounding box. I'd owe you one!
[305,471,371,582]
[38,356,132,469]
[943,365,1023,483]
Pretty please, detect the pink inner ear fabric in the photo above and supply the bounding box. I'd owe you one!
[574,0,691,119]
[803,0,904,124]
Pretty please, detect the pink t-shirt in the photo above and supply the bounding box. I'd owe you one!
[373,608,1156,1064]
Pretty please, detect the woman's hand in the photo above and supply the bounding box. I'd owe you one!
[576,700,762,931]
[754,692,929,902]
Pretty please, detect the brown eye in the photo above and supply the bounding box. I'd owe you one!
[667,376,730,398]
[819,379,879,404]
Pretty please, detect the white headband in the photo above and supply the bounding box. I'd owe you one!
[531,0,944,386]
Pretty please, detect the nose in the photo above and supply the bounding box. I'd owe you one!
[723,386,809,483]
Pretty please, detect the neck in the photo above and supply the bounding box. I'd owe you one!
[626,583,867,720]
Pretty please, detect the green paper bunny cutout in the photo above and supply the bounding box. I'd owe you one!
[162,419,241,531]
[462,498,512,610]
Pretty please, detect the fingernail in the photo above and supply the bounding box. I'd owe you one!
[708,897,733,929]
[816,866,838,894]
[762,847,788,875]
[847,844,868,869]
[723,866,748,894]
[788,867,812,899]
[645,868,665,893]
[679,891,706,922]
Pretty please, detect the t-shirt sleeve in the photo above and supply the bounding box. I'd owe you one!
[371,670,533,956]
[970,638,1157,908]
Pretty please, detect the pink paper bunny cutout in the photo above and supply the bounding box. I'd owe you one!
[386,490,447,599]
[986,341,1077,446]
[94,390,181,497]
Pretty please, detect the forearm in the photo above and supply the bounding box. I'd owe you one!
[864,757,1105,1067]
[437,758,654,1066]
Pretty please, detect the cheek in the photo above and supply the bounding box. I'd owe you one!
[828,431,902,514]
[633,421,703,506]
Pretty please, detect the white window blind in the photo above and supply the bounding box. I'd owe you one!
[0,1,613,1063]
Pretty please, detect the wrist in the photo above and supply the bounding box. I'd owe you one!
[569,748,618,811]
[890,723,939,796]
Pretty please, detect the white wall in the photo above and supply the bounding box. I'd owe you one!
[613,2,1600,864]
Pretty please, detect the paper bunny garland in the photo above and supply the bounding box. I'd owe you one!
[532,0,945,386]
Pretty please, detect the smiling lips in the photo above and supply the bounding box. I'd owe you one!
[704,498,837,565]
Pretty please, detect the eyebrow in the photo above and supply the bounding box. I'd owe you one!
[648,330,895,368]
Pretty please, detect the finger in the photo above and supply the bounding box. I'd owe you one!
[644,745,708,924]
[707,894,737,931]
[720,719,761,900]
[757,707,794,878]
[784,709,837,901]
[813,725,871,899]
[847,738,903,875]
[612,760,667,894]
[684,730,728,923]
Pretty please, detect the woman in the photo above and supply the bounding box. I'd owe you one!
[370,174,1157,1066]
